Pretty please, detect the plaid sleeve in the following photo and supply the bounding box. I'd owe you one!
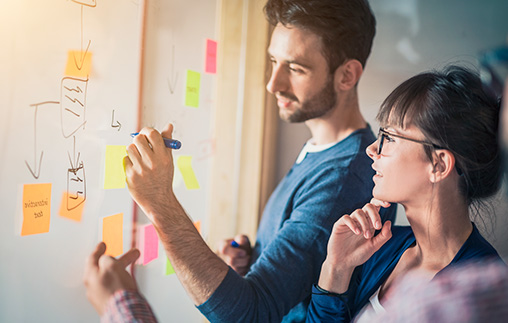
[101,289,157,323]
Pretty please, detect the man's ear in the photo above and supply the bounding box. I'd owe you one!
[429,150,456,183]
[334,59,363,91]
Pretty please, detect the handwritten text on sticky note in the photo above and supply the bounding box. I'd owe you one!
[21,183,52,236]
[185,70,200,108]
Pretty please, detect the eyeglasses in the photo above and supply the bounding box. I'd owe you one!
[376,128,444,155]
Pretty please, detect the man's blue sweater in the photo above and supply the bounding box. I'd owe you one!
[198,127,397,322]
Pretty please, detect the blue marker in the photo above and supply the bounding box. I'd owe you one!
[231,240,240,248]
[130,132,182,149]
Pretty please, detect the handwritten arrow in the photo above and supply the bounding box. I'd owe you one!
[167,45,178,94]
[73,5,92,71]
[111,109,122,131]
[25,101,59,179]
[71,0,97,8]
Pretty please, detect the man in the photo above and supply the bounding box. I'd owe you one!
[84,0,396,322]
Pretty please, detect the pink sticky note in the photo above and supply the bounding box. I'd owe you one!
[205,39,217,74]
[143,224,159,265]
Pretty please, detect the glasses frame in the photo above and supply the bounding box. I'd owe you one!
[377,128,444,155]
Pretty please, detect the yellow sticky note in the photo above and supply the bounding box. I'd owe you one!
[21,183,52,236]
[177,156,200,190]
[102,213,123,257]
[165,257,176,275]
[59,191,85,222]
[185,70,200,108]
[104,145,126,189]
[64,50,93,78]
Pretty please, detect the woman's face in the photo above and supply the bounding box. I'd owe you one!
[366,125,435,205]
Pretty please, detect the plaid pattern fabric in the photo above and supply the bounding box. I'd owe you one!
[374,260,508,322]
[102,290,157,323]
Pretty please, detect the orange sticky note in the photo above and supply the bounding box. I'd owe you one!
[64,50,93,78]
[59,191,85,222]
[143,224,159,265]
[21,183,52,236]
[194,220,201,234]
[102,213,123,257]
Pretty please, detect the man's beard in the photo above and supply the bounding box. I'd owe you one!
[279,77,337,123]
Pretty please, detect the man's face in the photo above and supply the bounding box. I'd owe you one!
[266,24,336,123]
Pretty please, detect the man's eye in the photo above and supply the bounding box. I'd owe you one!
[385,135,395,143]
[289,66,303,73]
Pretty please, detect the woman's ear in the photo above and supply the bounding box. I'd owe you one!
[334,59,363,91]
[429,150,456,183]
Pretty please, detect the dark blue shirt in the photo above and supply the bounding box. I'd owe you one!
[307,224,503,323]
[197,127,397,322]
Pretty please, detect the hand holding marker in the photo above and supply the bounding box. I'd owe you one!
[130,132,182,149]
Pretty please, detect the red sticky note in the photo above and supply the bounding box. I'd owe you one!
[205,39,217,74]
[143,224,159,265]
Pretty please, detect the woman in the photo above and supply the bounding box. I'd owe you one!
[307,65,504,322]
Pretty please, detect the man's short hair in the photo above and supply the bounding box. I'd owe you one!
[264,0,376,73]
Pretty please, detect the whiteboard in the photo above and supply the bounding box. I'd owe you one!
[0,0,218,322]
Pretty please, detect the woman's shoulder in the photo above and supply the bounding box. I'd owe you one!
[367,225,415,265]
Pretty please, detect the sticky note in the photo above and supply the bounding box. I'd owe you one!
[21,183,52,236]
[165,257,176,275]
[104,145,126,189]
[102,213,123,257]
[185,70,200,108]
[59,191,85,222]
[194,220,201,234]
[177,156,200,190]
[143,224,159,265]
[205,39,217,74]
[64,50,93,78]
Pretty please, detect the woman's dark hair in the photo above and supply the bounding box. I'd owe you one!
[377,65,502,205]
[264,0,376,72]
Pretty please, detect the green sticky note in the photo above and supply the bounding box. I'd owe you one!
[104,145,126,189]
[165,257,175,275]
[185,70,200,108]
[176,156,200,190]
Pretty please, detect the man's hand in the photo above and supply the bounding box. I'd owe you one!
[217,235,252,276]
[83,242,140,315]
[124,124,176,220]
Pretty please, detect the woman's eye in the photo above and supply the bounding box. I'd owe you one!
[385,135,395,143]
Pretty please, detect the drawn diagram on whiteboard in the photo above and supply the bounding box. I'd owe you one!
[61,77,88,138]
[167,45,179,94]
[25,101,60,179]
[67,136,86,211]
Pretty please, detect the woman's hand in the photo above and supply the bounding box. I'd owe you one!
[318,199,393,293]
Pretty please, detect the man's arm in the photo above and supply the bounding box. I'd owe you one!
[124,124,229,305]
